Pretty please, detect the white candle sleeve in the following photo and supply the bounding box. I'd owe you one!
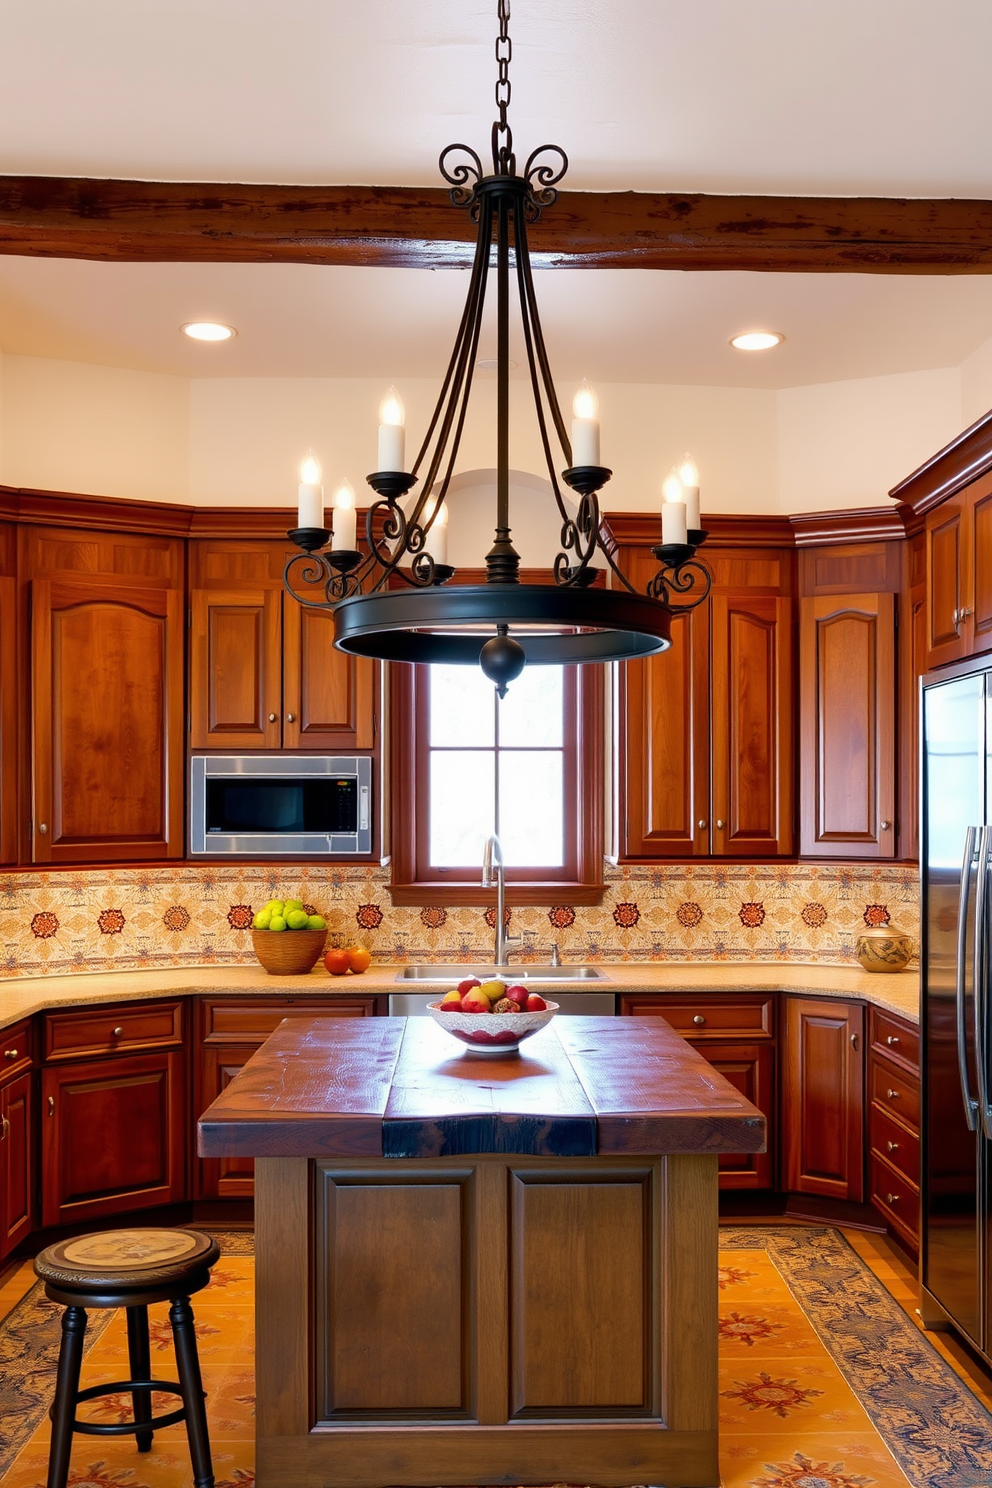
[661,501,687,545]
[425,517,448,564]
[683,485,701,530]
[297,483,324,530]
[377,423,406,471]
[571,416,600,466]
[332,503,357,551]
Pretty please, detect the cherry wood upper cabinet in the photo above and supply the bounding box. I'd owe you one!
[710,588,793,857]
[924,470,992,670]
[799,592,896,858]
[0,524,16,865]
[189,540,375,752]
[783,996,865,1203]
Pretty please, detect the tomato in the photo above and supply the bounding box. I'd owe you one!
[323,947,352,976]
[346,945,372,974]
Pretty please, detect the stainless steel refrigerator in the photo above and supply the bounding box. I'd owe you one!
[921,659,992,1359]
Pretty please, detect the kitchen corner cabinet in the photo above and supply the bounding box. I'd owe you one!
[619,545,793,858]
[0,1019,35,1262]
[0,523,16,865]
[925,469,992,669]
[783,996,864,1203]
[188,539,375,751]
[23,525,185,863]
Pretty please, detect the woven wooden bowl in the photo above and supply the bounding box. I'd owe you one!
[251,927,328,976]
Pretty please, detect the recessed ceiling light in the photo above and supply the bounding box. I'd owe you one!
[182,321,237,342]
[730,331,784,352]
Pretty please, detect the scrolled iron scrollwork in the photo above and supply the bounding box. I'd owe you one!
[439,144,484,207]
[283,550,360,608]
[554,490,601,586]
[524,144,568,210]
[648,558,712,611]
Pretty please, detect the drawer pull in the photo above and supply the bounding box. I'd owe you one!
[112,1027,124,1038]
[0,1115,8,1141]
[692,1015,706,1026]
[851,1033,859,1050]
[885,1192,900,1205]
[886,1035,899,1046]
[887,1087,900,1100]
[3,1048,17,1060]
[47,1095,55,1117]
[887,1140,899,1153]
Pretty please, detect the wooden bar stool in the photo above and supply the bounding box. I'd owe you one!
[34,1228,221,1488]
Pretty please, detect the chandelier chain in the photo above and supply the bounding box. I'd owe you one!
[493,0,513,173]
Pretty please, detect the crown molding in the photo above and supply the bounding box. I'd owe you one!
[3,176,992,273]
[888,407,992,514]
[788,506,908,546]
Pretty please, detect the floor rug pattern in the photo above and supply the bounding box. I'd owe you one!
[0,1226,989,1488]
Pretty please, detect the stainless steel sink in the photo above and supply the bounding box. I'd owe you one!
[395,963,605,982]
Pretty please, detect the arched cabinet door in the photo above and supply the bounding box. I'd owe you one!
[31,578,184,862]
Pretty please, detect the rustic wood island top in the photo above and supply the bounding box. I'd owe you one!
[197,1013,766,1161]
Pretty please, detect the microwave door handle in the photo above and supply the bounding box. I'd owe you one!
[957,826,979,1132]
[359,784,370,831]
[973,826,992,1139]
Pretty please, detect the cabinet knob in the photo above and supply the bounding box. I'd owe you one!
[881,820,891,831]
[886,1035,899,1046]
[3,1048,17,1060]
[112,1026,124,1038]
[0,1115,8,1142]
[286,713,296,723]
[38,823,48,834]
[715,818,725,830]
[885,1192,899,1205]
[886,1087,899,1099]
[887,1139,899,1152]
[697,819,707,830]
[268,713,277,722]
[851,1033,858,1050]
[692,1014,706,1026]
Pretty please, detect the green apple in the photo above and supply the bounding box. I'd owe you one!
[253,909,272,930]
[283,898,304,913]
[264,899,284,916]
[286,909,309,929]
[307,914,327,930]
[268,914,288,932]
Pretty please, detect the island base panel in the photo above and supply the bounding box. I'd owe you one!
[255,1154,720,1488]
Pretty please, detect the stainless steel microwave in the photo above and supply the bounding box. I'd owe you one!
[189,756,372,856]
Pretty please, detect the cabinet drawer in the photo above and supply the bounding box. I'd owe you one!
[0,1018,33,1079]
[869,1009,919,1073]
[869,1151,920,1245]
[869,1103,920,1188]
[44,1001,184,1062]
[869,1058,920,1129]
[620,994,774,1039]
[201,997,379,1043]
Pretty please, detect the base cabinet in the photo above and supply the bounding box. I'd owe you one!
[0,1069,35,1260]
[783,997,865,1203]
[41,1050,186,1227]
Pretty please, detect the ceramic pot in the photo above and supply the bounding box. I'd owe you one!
[855,926,914,973]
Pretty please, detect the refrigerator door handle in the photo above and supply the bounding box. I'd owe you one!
[957,826,979,1132]
[973,824,992,1139]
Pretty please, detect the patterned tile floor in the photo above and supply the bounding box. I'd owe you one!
[0,1223,990,1488]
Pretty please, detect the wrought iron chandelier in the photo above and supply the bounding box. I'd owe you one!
[284,0,711,695]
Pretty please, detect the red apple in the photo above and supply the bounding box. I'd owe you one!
[505,984,529,1007]
[457,977,482,996]
[525,992,548,1012]
[460,990,492,1014]
[439,989,463,1009]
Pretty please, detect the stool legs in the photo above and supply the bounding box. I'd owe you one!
[125,1305,154,1452]
[47,1306,87,1488]
[170,1295,214,1488]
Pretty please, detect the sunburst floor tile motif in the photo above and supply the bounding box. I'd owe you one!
[1,1226,990,1488]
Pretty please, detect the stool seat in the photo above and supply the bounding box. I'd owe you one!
[35,1228,220,1294]
[35,1228,219,1488]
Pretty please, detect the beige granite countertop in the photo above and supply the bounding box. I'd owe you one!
[0,958,920,1031]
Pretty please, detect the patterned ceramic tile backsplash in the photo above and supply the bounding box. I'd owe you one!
[0,861,919,979]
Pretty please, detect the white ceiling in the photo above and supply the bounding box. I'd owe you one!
[0,1,989,388]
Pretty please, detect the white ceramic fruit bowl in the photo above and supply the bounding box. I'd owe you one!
[426,1000,559,1056]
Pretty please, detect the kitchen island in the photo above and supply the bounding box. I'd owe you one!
[199,1013,765,1488]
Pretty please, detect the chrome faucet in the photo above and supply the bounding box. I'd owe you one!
[482,833,522,967]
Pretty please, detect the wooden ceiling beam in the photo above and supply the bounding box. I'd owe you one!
[1,176,991,272]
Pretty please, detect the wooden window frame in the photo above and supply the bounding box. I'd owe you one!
[388,659,605,906]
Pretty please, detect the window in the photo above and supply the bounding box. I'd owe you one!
[389,659,605,904]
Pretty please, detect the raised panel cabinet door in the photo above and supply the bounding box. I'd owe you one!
[189,587,282,750]
[925,503,968,668]
[0,1070,35,1261]
[710,591,794,856]
[0,570,16,865]
[783,997,865,1202]
[41,1051,187,1228]
[799,593,896,858]
[31,579,184,862]
[687,1042,775,1190]
[620,588,709,858]
[196,1044,258,1199]
[969,481,992,657]
[282,596,376,750]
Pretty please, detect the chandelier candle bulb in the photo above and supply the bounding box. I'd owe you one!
[297,453,324,530]
[378,387,406,471]
[661,468,687,545]
[425,501,449,564]
[331,480,357,551]
[571,381,600,466]
[678,454,701,530]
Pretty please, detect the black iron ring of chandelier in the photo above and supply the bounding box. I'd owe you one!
[283,0,711,693]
